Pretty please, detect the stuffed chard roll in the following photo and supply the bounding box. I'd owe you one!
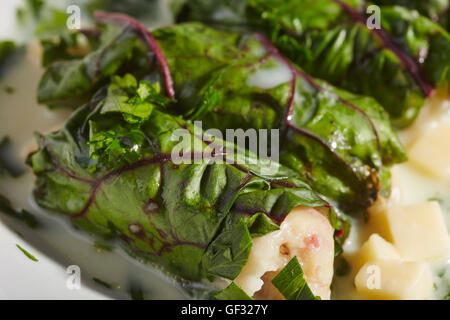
[176,0,450,128]
[29,73,336,299]
[150,22,407,215]
[36,15,406,216]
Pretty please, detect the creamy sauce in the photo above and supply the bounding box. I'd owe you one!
[332,92,450,300]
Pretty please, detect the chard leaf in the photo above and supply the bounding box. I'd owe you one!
[151,23,406,215]
[246,212,279,237]
[37,10,177,108]
[88,74,171,170]
[40,31,99,68]
[41,20,406,215]
[215,282,254,300]
[37,23,150,108]
[177,0,450,128]
[86,0,161,21]
[202,218,252,279]
[271,256,319,300]
[101,74,171,123]
[34,8,69,38]
[30,74,325,281]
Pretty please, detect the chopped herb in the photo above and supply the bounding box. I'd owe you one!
[246,212,280,238]
[29,71,325,281]
[271,256,319,300]
[16,244,39,262]
[178,0,450,128]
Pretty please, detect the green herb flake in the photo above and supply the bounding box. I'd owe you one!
[246,212,279,237]
[271,256,319,300]
[16,244,39,262]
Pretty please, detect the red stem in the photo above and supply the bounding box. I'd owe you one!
[93,11,175,99]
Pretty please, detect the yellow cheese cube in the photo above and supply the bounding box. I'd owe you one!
[408,123,450,181]
[370,202,450,261]
[354,260,433,300]
[352,234,400,271]
[368,207,394,242]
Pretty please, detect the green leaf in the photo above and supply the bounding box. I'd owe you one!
[40,31,97,68]
[372,0,449,31]
[271,256,319,300]
[37,20,407,215]
[87,75,172,170]
[86,0,161,21]
[37,23,149,108]
[215,282,254,300]
[16,244,39,262]
[202,218,252,280]
[246,212,279,237]
[101,74,170,123]
[176,0,450,128]
[34,8,68,38]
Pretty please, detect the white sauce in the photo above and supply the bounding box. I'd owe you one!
[333,93,450,299]
[246,63,293,90]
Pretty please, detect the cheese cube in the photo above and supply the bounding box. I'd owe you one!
[354,260,433,300]
[352,234,400,271]
[408,123,450,181]
[370,202,450,261]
